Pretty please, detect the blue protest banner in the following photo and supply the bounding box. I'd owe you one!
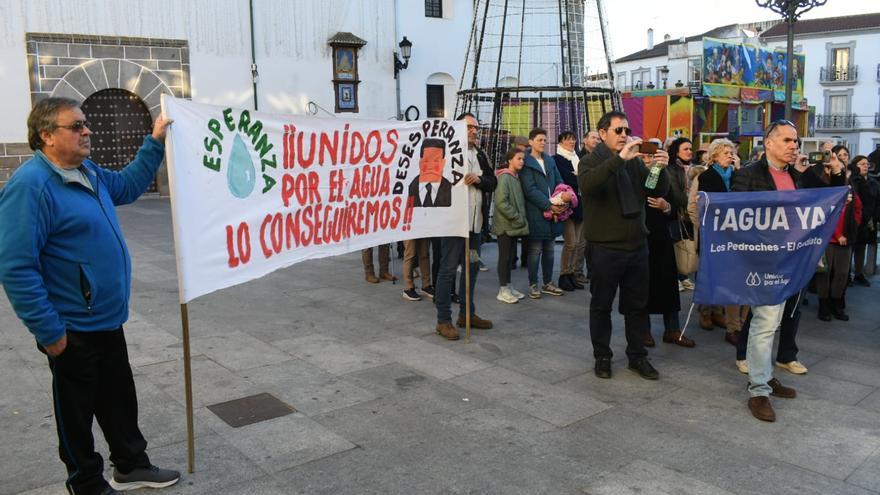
[694,186,848,306]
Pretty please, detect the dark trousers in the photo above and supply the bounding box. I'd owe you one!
[431,237,442,292]
[584,240,593,278]
[435,233,481,323]
[497,234,515,286]
[816,244,852,298]
[736,290,802,363]
[647,312,680,333]
[588,244,650,361]
[42,328,150,495]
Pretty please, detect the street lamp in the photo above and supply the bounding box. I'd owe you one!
[394,37,412,78]
[394,36,413,120]
[660,66,670,89]
[755,0,827,120]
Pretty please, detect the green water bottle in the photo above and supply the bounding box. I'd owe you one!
[644,165,662,189]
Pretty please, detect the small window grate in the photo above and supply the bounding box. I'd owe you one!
[425,0,442,18]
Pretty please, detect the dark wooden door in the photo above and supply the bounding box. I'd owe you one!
[81,88,157,192]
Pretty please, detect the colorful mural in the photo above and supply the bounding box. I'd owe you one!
[668,95,693,139]
[702,37,805,102]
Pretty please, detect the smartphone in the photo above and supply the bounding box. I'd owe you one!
[638,142,659,155]
[808,150,830,165]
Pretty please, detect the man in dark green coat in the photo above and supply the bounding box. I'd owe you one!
[577,110,670,381]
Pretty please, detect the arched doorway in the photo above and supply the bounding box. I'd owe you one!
[426,72,456,118]
[81,89,157,192]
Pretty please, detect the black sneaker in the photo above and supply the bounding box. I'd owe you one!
[99,487,121,495]
[110,465,180,491]
[594,357,612,379]
[402,288,422,301]
[628,357,659,380]
[422,285,435,299]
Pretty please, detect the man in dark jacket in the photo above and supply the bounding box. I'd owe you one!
[731,119,845,422]
[577,110,670,380]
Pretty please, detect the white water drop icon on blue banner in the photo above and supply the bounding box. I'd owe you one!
[227,134,256,198]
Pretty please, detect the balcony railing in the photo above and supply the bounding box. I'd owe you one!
[819,65,858,83]
[816,114,859,129]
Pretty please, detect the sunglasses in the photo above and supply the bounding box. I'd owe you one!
[764,119,795,138]
[55,120,92,133]
[610,126,632,136]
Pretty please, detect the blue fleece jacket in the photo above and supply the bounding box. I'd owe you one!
[0,136,164,345]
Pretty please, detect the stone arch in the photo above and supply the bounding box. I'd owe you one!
[425,72,457,118]
[51,59,174,120]
[51,59,176,195]
[499,76,519,87]
[426,72,455,86]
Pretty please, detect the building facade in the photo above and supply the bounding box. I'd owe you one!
[0,0,474,191]
[610,12,880,157]
[761,13,880,157]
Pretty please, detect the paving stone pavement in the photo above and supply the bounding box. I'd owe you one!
[2,197,879,495]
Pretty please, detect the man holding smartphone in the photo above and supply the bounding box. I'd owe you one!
[577,110,670,380]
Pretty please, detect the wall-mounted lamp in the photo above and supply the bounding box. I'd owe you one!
[394,37,413,78]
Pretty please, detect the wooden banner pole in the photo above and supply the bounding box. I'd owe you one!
[180,303,195,473]
[464,235,471,343]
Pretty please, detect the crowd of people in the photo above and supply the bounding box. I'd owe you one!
[361,111,880,423]
[3,99,879,495]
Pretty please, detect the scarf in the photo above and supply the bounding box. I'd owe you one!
[591,142,641,218]
[676,158,691,190]
[555,145,578,167]
[712,163,732,191]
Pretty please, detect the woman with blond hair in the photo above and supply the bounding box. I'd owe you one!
[693,138,748,346]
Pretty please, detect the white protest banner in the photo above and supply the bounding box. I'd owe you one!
[161,96,469,303]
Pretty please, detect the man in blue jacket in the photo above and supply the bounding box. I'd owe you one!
[0,97,179,494]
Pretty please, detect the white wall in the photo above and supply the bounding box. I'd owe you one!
[395,0,471,120]
[0,0,400,142]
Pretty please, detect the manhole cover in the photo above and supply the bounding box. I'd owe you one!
[207,393,295,428]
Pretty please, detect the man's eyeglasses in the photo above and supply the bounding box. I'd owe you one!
[54,120,92,133]
[611,126,632,136]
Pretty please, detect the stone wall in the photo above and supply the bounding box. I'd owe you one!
[0,143,33,188]
[26,32,190,107]
[0,33,191,193]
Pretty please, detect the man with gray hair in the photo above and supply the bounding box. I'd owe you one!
[578,130,600,158]
[0,97,179,494]
[732,120,844,422]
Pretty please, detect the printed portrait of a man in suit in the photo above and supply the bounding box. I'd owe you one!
[408,138,452,207]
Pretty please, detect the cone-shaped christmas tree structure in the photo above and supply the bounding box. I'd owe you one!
[456,0,619,164]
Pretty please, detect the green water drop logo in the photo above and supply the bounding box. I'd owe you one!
[227,134,256,198]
